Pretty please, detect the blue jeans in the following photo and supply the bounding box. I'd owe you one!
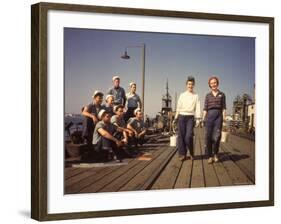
[205,109,223,157]
[177,115,194,156]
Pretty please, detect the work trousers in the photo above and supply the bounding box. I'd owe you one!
[177,115,194,156]
[205,109,223,157]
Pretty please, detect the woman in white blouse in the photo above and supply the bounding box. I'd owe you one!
[175,76,201,161]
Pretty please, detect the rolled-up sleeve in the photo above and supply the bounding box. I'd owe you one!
[175,95,182,118]
[203,94,208,111]
[222,93,226,110]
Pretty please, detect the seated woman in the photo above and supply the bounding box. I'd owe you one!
[127,108,147,147]
[92,109,127,162]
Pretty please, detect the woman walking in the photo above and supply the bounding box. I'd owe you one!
[202,76,226,164]
[175,76,201,161]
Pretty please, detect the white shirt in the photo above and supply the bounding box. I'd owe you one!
[175,91,201,118]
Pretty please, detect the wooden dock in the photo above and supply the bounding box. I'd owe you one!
[64,128,255,194]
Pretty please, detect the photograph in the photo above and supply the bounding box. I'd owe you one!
[63,28,256,194]
[31,2,274,220]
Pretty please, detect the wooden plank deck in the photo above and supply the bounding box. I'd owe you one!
[64,128,255,194]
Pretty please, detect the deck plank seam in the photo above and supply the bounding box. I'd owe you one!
[78,160,144,193]
[114,148,171,191]
[65,166,111,187]
[98,146,169,192]
[197,133,207,187]
[172,158,184,189]
[66,167,118,193]
[219,148,253,185]
[140,148,178,190]
[65,167,95,180]
[80,145,166,193]
[69,146,162,192]
[220,144,255,184]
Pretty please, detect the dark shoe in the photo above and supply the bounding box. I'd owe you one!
[107,151,114,161]
[123,148,133,158]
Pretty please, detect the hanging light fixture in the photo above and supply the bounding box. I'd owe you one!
[121,50,130,59]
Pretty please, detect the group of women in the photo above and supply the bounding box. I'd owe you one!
[175,76,226,164]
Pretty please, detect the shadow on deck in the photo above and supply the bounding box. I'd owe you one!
[64,128,255,194]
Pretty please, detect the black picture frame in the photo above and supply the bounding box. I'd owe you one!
[31,2,274,221]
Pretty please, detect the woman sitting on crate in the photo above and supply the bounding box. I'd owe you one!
[174,76,201,161]
[202,76,226,164]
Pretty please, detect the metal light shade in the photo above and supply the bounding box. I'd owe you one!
[121,51,130,59]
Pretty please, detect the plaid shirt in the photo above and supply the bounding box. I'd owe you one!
[203,90,226,111]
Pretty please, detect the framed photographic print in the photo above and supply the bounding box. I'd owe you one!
[31,2,274,221]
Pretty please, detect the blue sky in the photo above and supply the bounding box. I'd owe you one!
[64,28,255,117]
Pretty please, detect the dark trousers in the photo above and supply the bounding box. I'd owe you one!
[95,136,122,160]
[82,118,95,145]
[124,107,137,122]
[205,109,223,157]
[129,135,145,147]
[177,115,194,156]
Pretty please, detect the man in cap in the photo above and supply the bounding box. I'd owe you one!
[104,94,115,116]
[92,109,127,162]
[125,82,142,122]
[107,75,126,106]
[111,105,134,146]
[127,108,147,147]
[81,90,105,145]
